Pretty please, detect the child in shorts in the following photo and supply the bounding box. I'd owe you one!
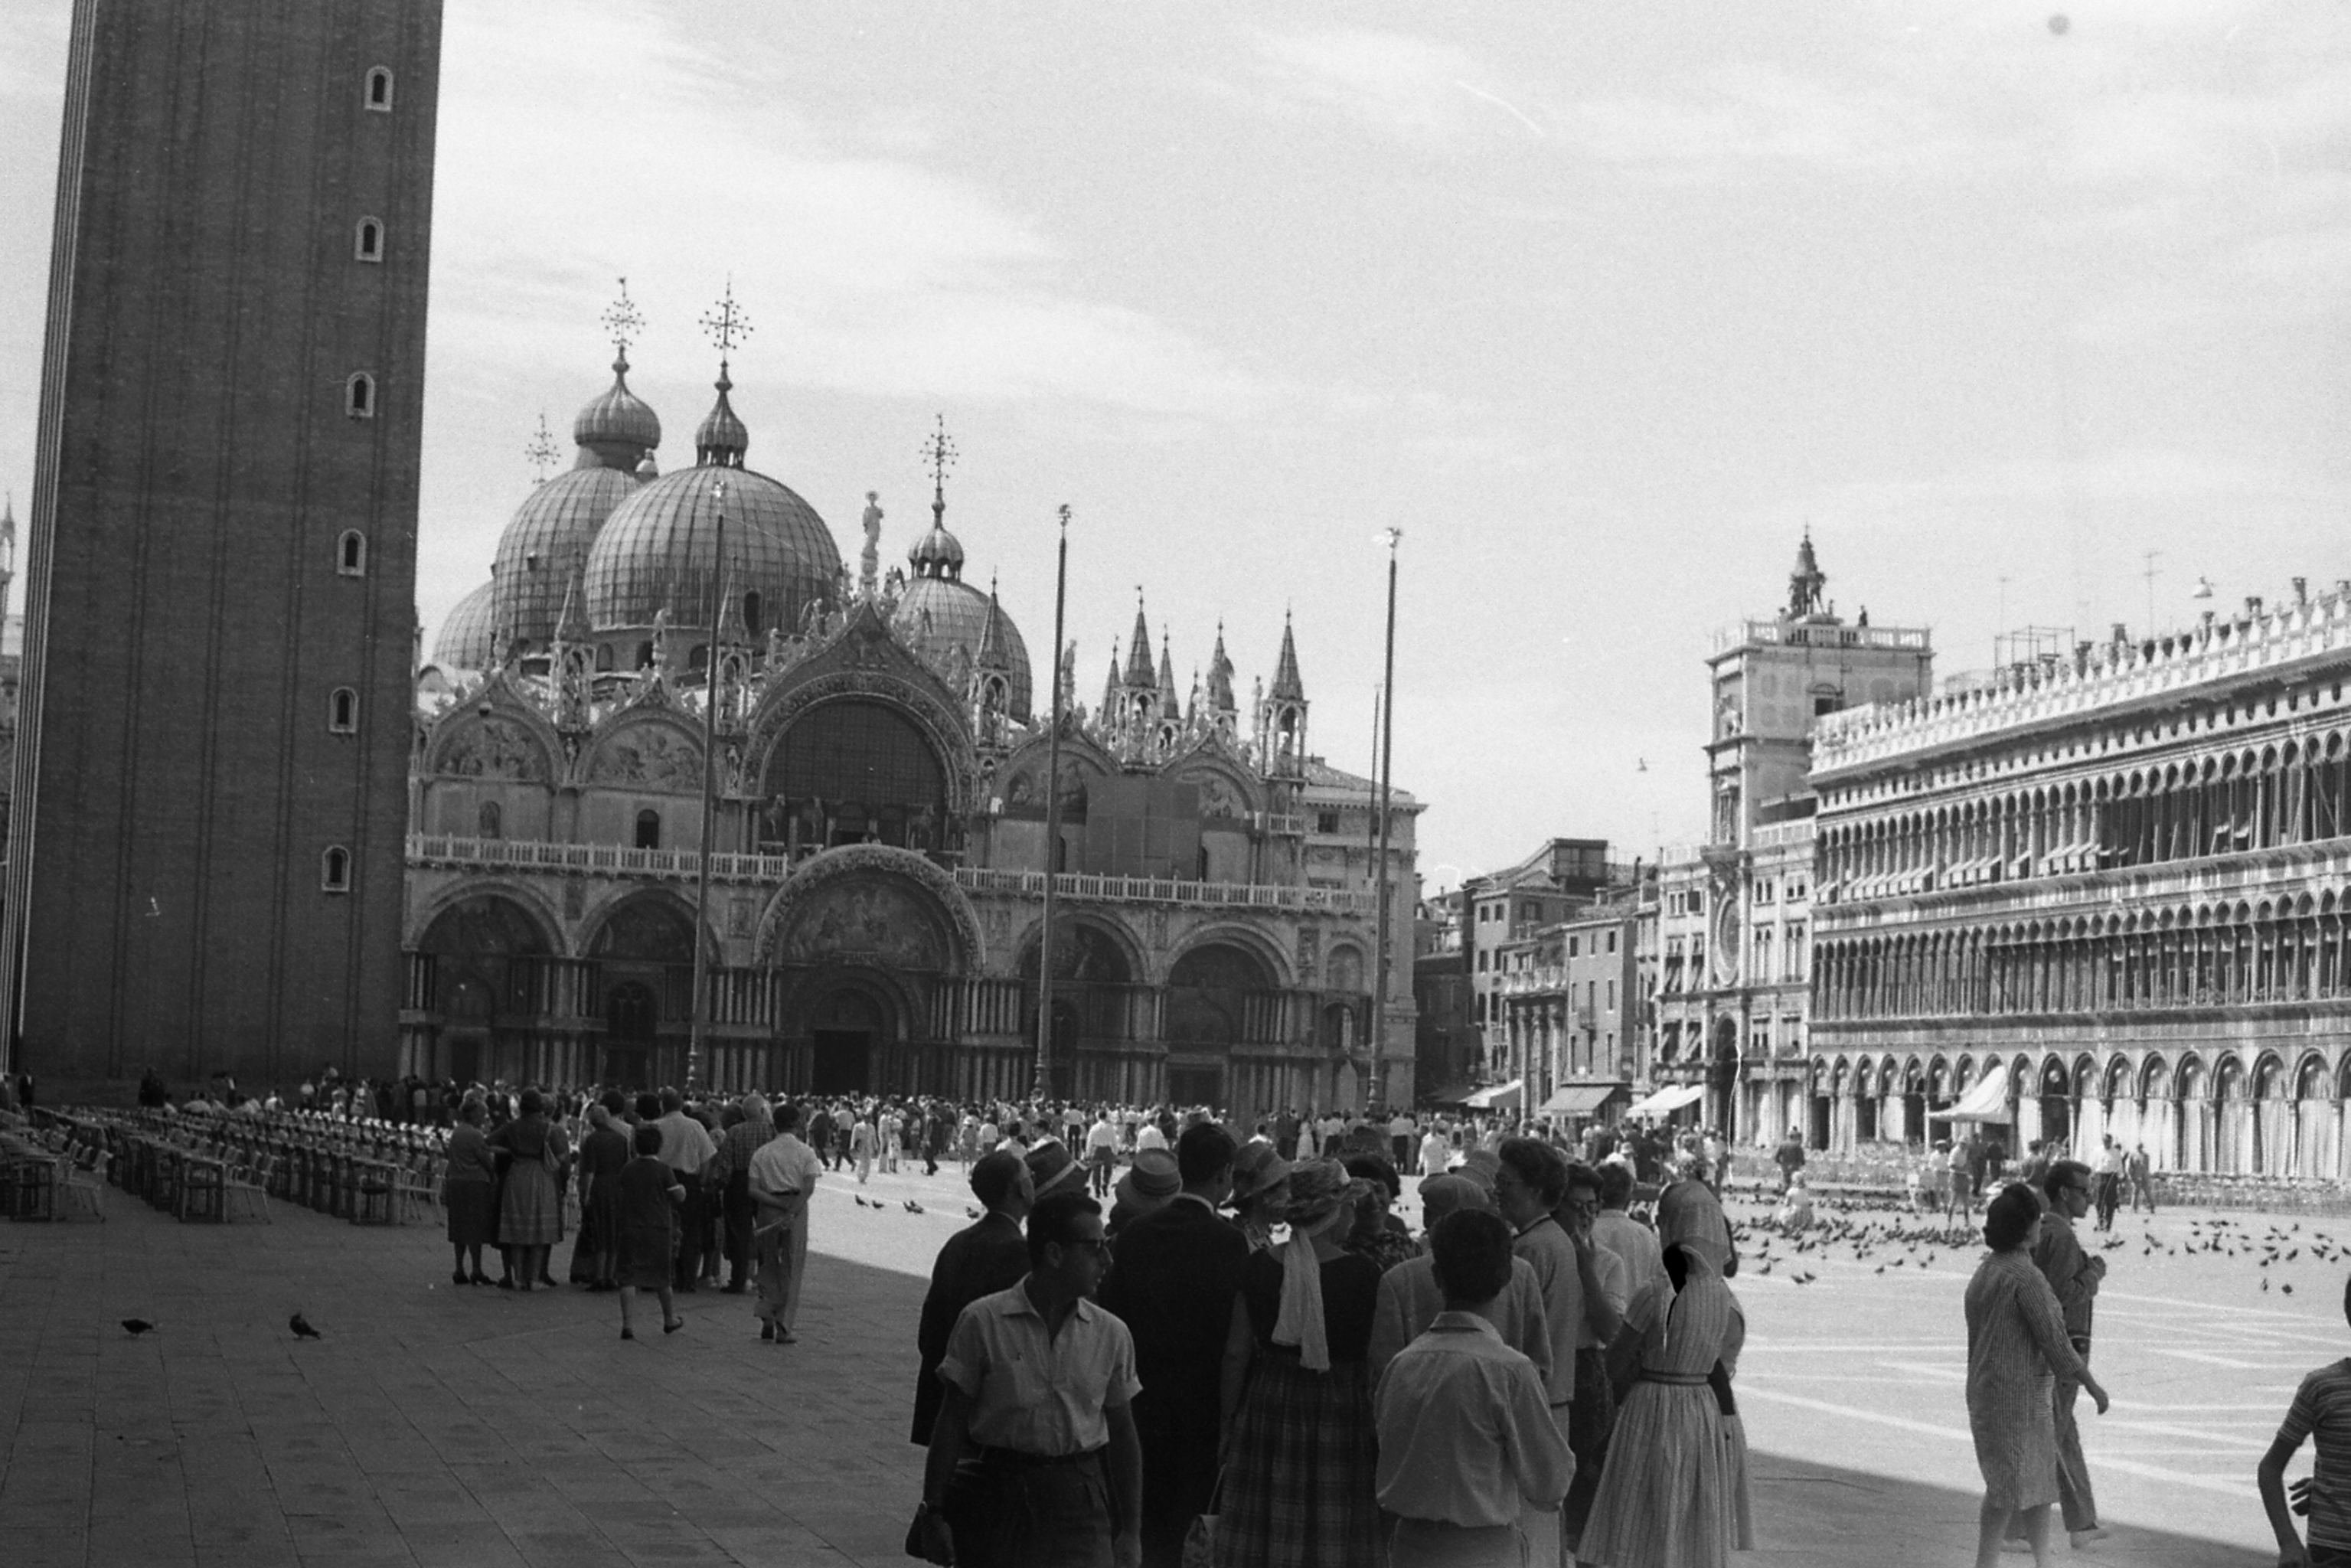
[2261,1274,2351,1566]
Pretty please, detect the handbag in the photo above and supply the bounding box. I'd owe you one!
[1181,1469,1226,1568]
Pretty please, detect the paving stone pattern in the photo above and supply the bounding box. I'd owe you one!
[0,1171,2284,1566]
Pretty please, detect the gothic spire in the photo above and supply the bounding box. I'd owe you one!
[1269,610,1305,701]
[1125,590,1156,688]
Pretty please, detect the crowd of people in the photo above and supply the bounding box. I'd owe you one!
[908,1106,1751,1568]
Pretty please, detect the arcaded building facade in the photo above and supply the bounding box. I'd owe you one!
[403,353,1419,1116]
[1810,585,2351,1176]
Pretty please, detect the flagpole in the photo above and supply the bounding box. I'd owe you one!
[1367,528,1400,1109]
[687,491,726,1096]
[1034,505,1070,1104]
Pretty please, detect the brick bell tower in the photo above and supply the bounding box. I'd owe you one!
[2,0,443,1090]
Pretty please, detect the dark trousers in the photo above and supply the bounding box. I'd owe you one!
[673,1178,708,1288]
[2093,1173,2121,1230]
[1393,1135,1412,1168]
[945,1448,1115,1568]
[1561,1346,1616,1545]
[721,1172,754,1287]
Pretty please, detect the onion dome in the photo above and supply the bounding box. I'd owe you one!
[433,581,498,668]
[582,368,841,640]
[573,353,661,469]
[908,517,965,577]
[694,364,749,465]
[893,573,1032,722]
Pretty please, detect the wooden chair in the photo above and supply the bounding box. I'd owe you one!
[225,1153,273,1224]
[59,1145,106,1223]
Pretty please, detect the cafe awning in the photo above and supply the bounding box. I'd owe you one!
[1464,1079,1523,1111]
[1538,1083,1628,1117]
[1932,1062,2012,1122]
[1623,1083,1706,1118]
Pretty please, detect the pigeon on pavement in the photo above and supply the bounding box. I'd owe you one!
[289,1313,322,1340]
[121,1318,156,1336]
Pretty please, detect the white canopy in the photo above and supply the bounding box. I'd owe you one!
[1933,1061,2012,1122]
[1464,1079,1523,1111]
[1624,1083,1706,1117]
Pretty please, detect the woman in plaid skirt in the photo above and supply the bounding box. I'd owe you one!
[1213,1160,1383,1568]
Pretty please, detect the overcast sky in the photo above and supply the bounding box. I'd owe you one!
[2,2,2346,887]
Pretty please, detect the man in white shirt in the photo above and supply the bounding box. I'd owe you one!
[1086,1110,1120,1197]
[2091,1135,2126,1232]
[1376,1207,1573,1568]
[1134,1119,1167,1154]
[654,1089,720,1290]
[1419,1122,1453,1178]
[749,1102,825,1341]
[1388,1109,1416,1168]
[918,1189,1144,1568]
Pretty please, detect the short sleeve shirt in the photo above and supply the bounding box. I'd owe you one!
[749,1134,824,1203]
[938,1284,1141,1456]
[2279,1359,2351,1550]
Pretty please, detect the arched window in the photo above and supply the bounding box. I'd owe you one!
[365,67,393,110]
[328,687,358,733]
[321,846,352,892]
[336,529,366,576]
[478,800,502,840]
[635,641,653,669]
[635,809,661,850]
[595,644,614,672]
[345,371,375,419]
[743,591,762,637]
[354,217,383,262]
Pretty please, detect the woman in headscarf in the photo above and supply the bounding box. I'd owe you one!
[1579,1240,1737,1568]
[441,1099,498,1285]
[1213,1158,1384,1568]
[1963,1183,2110,1568]
[485,1088,569,1294]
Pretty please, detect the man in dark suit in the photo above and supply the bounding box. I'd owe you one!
[909,1150,1033,1446]
[1096,1119,1245,1568]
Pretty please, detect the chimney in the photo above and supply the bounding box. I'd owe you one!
[2294,577,2309,604]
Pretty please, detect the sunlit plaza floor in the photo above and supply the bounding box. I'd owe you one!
[0,1158,2316,1566]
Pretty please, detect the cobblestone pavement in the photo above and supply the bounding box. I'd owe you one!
[0,1160,2297,1565]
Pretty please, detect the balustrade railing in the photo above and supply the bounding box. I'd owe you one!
[407,835,1374,915]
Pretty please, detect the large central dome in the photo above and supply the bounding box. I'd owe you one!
[581,367,841,641]
[491,358,658,652]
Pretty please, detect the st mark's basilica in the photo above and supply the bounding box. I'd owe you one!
[403,336,1419,1117]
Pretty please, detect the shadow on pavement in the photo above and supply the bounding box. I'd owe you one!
[1743,1449,2272,1567]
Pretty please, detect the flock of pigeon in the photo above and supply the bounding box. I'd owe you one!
[1732,1190,2351,1301]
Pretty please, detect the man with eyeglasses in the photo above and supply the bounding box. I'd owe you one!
[916,1187,1144,1568]
[2009,1159,2108,1551]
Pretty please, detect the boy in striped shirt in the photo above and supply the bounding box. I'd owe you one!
[2261,1275,2351,1566]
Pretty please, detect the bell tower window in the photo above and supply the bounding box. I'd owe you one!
[337,530,366,577]
[321,846,352,892]
[328,687,358,733]
[365,68,393,110]
[354,218,383,262]
[345,372,375,420]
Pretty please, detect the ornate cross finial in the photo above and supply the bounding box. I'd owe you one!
[1057,503,1072,532]
[601,277,645,363]
[524,413,560,482]
[922,413,958,502]
[700,280,753,363]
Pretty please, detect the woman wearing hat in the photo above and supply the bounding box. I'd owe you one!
[1213,1159,1383,1567]
[1226,1142,1294,1253]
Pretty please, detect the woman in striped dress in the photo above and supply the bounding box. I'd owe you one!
[1579,1242,1735,1568]
[1964,1184,2111,1568]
